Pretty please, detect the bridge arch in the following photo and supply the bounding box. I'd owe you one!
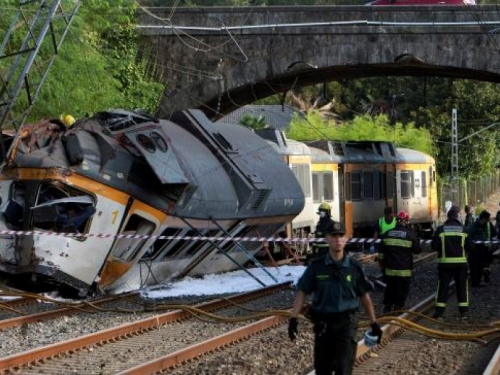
[138,5,500,118]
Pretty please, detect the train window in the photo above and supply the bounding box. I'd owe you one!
[429,166,435,186]
[292,164,311,198]
[31,182,96,237]
[351,172,362,201]
[373,172,381,200]
[323,172,334,201]
[363,172,373,200]
[185,229,219,257]
[112,214,156,261]
[163,229,196,258]
[146,227,182,259]
[312,173,321,203]
[136,134,156,154]
[400,171,414,199]
[345,172,351,201]
[4,182,26,230]
[150,132,168,153]
[422,171,427,198]
[411,171,415,198]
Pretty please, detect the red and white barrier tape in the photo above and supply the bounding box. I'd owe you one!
[0,229,496,244]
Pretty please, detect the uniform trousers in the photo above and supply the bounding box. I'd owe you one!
[383,275,411,309]
[469,245,492,287]
[312,311,357,375]
[436,266,468,313]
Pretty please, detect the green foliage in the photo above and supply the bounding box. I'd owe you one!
[3,0,163,123]
[239,114,268,130]
[287,112,434,155]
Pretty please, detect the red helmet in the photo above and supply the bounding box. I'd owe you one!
[397,210,410,222]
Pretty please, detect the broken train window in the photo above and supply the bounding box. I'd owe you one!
[31,182,96,235]
[4,182,27,230]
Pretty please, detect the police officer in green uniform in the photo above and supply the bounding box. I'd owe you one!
[311,202,336,258]
[288,221,382,375]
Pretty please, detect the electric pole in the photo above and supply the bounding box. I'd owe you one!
[451,108,458,179]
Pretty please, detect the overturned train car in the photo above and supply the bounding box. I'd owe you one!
[0,109,304,295]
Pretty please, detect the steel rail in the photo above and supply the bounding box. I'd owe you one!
[120,275,439,374]
[483,343,500,375]
[0,282,291,372]
[120,315,287,374]
[0,293,139,331]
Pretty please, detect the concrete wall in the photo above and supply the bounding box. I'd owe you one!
[138,6,500,118]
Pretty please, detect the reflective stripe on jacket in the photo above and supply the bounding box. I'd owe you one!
[432,218,468,265]
[379,224,421,277]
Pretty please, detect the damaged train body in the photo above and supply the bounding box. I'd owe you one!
[0,109,304,295]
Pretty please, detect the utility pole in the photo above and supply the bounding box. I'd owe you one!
[0,1,81,159]
[451,108,458,179]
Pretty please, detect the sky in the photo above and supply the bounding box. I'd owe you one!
[140,264,306,299]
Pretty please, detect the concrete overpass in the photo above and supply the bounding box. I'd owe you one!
[138,5,500,118]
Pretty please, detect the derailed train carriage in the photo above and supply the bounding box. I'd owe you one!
[0,109,304,295]
[260,131,439,247]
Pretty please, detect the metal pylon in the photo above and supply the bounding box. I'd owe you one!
[451,108,458,178]
[0,0,81,157]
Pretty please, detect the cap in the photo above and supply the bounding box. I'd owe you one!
[325,221,345,235]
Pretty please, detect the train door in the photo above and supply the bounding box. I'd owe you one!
[98,200,162,289]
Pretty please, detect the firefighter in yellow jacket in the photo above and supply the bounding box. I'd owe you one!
[378,210,421,313]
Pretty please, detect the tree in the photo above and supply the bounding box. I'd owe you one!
[239,114,269,130]
[287,112,434,155]
[2,1,163,123]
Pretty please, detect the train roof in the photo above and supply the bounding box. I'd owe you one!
[257,129,311,156]
[396,147,435,164]
[308,145,341,163]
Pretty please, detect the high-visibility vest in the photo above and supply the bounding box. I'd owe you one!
[379,217,396,235]
[438,230,467,264]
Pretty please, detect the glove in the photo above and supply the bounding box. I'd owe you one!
[370,322,383,344]
[288,317,298,341]
[369,245,375,254]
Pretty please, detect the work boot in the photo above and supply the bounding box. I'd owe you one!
[484,269,491,283]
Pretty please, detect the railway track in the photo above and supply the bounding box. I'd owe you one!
[353,292,500,375]
[0,282,292,373]
[0,292,148,332]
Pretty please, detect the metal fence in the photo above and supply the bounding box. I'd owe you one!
[439,172,500,216]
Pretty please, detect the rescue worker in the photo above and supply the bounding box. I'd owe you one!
[311,202,336,259]
[378,210,421,314]
[468,210,497,287]
[495,202,500,231]
[432,205,470,320]
[464,205,475,231]
[370,206,396,253]
[289,221,382,375]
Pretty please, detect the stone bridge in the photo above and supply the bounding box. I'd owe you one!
[138,6,500,118]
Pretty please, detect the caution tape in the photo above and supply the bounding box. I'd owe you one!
[0,229,497,245]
